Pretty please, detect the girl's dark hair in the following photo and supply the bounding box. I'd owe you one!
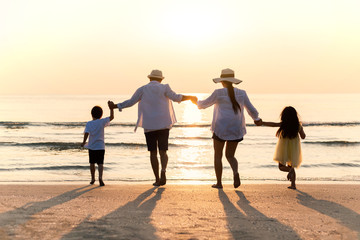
[91,106,103,119]
[276,106,300,139]
[223,81,241,114]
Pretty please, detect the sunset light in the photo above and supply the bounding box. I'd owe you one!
[161,2,222,46]
[0,1,359,238]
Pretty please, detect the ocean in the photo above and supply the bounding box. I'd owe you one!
[0,94,359,183]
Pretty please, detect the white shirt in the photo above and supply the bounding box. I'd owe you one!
[84,117,110,150]
[197,88,259,140]
[117,81,183,132]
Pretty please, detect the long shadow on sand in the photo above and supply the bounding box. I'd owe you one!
[0,185,98,237]
[218,190,301,240]
[62,187,164,240]
[297,190,360,238]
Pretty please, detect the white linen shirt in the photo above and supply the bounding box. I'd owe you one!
[197,88,259,140]
[117,81,183,132]
[84,117,110,150]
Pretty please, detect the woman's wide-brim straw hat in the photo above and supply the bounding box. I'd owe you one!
[148,69,164,80]
[213,68,242,84]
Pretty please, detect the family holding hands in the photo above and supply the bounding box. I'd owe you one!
[81,68,305,190]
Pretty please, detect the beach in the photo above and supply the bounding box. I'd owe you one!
[0,183,359,239]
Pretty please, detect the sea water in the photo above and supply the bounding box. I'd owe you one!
[0,94,359,183]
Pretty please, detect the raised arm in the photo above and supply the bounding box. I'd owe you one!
[243,91,262,124]
[110,87,143,112]
[108,101,114,121]
[197,91,217,109]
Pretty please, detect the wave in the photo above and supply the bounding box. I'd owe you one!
[254,162,360,168]
[0,141,200,150]
[2,121,359,129]
[301,163,360,168]
[303,141,360,146]
[302,122,360,127]
[1,138,358,151]
[0,165,91,171]
[0,141,148,150]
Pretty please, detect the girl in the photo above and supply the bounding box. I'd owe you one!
[196,68,261,189]
[262,106,306,189]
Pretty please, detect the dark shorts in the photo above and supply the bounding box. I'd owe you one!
[212,133,243,143]
[145,129,169,151]
[88,149,105,164]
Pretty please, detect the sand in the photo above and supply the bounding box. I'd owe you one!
[0,183,359,240]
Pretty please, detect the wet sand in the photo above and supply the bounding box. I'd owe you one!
[0,183,359,239]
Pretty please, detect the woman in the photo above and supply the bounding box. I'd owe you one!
[196,68,262,188]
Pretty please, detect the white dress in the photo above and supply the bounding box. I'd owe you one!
[274,135,302,168]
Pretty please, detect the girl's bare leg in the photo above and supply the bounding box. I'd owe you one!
[213,139,225,188]
[278,163,296,189]
[225,141,240,188]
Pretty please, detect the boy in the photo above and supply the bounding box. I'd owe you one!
[81,102,114,186]
[108,69,196,186]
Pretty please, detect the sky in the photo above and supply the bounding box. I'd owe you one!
[1,0,359,95]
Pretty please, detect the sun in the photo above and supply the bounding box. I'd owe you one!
[160,2,222,45]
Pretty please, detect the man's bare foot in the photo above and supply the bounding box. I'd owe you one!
[90,179,95,185]
[234,173,241,188]
[153,181,160,186]
[212,184,223,189]
[288,186,296,190]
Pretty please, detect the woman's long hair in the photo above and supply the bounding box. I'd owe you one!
[223,81,241,114]
[276,106,300,139]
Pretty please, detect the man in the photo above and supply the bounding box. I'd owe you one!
[109,69,196,186]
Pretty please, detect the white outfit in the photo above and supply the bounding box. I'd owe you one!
[117,81,183,132]
[84,117,110,150]
[197,88,259,140]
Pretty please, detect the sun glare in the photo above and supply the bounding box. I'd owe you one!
[182,102,202,124]
[161,2,222,45]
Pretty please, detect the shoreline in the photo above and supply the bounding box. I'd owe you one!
[1,179,360,185]
[0,183,359,239]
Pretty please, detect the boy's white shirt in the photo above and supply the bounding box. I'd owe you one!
[197,88,260,141]
[84,117,110,150]
[117,81,183,132]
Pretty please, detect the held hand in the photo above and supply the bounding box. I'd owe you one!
[80,143,85,148]
[254,119,263,126]
[190,96,198,105]
[108,100,115,109]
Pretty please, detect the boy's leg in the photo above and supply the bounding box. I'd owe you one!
[98,164,104,186]
[89,150,96,184]
[90,164,96,184]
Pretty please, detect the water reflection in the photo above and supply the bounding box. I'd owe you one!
[181,101,202,123]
